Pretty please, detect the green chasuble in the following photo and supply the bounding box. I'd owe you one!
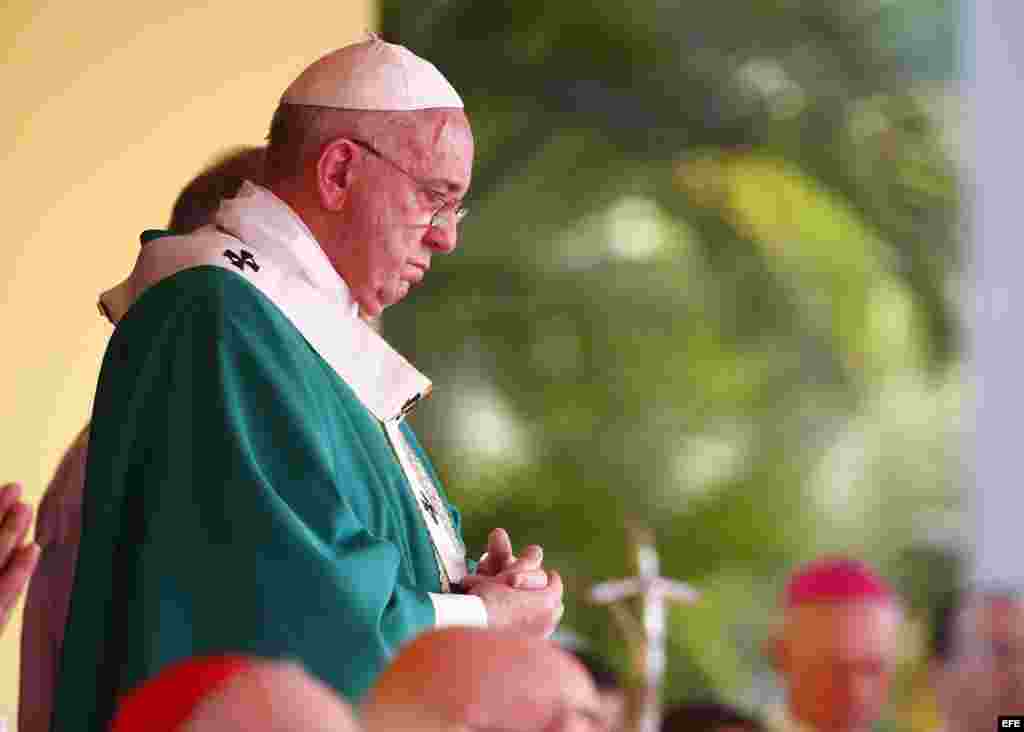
[52,264,463,731]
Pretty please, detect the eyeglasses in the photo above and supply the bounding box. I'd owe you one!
[349,138,469,230]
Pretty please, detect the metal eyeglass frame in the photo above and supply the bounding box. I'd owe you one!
[348,138,468,230]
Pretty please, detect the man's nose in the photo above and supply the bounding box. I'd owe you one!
[424,221,458,254]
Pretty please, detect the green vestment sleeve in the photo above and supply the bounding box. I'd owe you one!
[53,267,461,731]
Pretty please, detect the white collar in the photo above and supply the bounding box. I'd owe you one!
[215,181,359,317]
[97,181,431,423]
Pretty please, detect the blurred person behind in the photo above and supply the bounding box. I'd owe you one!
[765,556,902,732]
[111,631,604,732]
[17,145,266,732]
[932,588,1024,731]
[109,655,361,732]
[361,626,607,732]
[661,701,765,732]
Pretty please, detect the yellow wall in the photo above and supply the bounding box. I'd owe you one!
[0,1,375,722]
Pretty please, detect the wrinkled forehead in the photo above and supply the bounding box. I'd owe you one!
[786,601,902,658]
[390,109,474,192]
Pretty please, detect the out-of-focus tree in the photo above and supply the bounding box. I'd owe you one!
[379,0,961,720]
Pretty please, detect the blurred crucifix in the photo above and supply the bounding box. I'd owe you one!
[588,527,699,732]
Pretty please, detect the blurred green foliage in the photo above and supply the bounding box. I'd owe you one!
[380,0,962,724]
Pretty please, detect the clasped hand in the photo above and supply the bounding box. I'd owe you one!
[461,528,564,638]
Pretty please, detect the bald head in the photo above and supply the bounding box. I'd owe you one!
[771,559,902,732]
[362,628,604,732]
[181,660,361,732]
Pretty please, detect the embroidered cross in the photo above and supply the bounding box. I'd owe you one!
[223,249,260,272]
[420,494,439,524]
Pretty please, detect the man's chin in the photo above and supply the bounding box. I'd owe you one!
[358,295,385,319]
[359,297,402,320]
[379,284,412,310]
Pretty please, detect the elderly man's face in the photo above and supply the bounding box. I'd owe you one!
[776,601,900,732]
[330,109,473,318]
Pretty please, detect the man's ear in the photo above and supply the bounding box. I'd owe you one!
[316,138,357,212]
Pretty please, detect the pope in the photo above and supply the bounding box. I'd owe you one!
[52,39,563,732]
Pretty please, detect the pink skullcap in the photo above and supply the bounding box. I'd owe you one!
[784,556,893,608]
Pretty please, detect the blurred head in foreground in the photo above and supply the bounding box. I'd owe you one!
[661,701,764,732]
[110,655,360,732]
[933,588,1024,732]
[767,556,902,732]
[362,627,605,732]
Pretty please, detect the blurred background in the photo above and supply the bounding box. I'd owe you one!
[2,1,964,729]
[381,1,963,731]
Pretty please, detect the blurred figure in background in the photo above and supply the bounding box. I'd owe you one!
[17,145,266,732]
[167,147,269,235]
[110,655,361,732]
[932,588,1024,731]
[361,627,606,731]
[661,701,765,732]
[765,556,902,732]
[111,629,605,732]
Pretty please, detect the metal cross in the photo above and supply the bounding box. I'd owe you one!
[589,529,699,732]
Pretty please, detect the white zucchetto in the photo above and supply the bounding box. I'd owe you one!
[281,39,463,111]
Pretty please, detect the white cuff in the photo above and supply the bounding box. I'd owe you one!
[429,593,488,628]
